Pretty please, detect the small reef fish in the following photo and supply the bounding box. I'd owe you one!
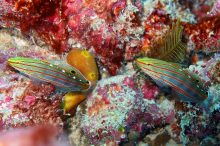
[8,57,90,91]
[67,49,99,84]
[136,57,207,103]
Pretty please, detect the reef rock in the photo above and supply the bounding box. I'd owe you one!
[81,75,175,145]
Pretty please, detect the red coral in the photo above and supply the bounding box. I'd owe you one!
[142,7,171,53]
[83,0,118,22]
[0,0,139,75]
[112,0,126,17]
[192,4,211,21]
[95,37,124,75]
[1,0,68,53]
[184,15,220,51]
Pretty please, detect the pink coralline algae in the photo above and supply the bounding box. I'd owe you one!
[0,72,64,130]
[81,75,175,145]
[141,81,159,100]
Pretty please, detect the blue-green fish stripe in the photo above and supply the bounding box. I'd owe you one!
[136,57,207,103]
[8,57,90,91]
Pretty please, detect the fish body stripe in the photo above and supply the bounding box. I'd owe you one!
[12,64,86,91]
[146,64,206,99]
[137,60,188,82]
[137,59,207,98]
[142,67,206,101]
[136,58,207,102]
[142,67,195,98]
[12,59,87,83]
[149,71,200,102]
[11,62,87,87]
[8,57,90,91]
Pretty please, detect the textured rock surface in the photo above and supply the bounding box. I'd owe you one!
[81,75,175,145]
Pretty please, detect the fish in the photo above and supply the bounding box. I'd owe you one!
[135,57,207,103]
[8,57,90,91]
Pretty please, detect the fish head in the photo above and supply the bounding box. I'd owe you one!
[135,57,170,87]
[135,57,162,72]
[8,57,38,71]
[8,57,29,65]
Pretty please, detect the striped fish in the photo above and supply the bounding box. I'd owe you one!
[8,57,90,91]
[136,57,207,103]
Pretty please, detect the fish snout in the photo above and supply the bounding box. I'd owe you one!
[7,58,17,65]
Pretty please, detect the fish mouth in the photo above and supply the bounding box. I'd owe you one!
[7,58,17,65]
[8,57,27,66]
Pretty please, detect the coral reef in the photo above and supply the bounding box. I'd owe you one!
[0,0,220,146]
[184,16,220,52]
[189,54,220,85]
[1,0,217,74]
[81,75,175,145]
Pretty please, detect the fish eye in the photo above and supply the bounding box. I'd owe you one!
[71,70,76,74]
